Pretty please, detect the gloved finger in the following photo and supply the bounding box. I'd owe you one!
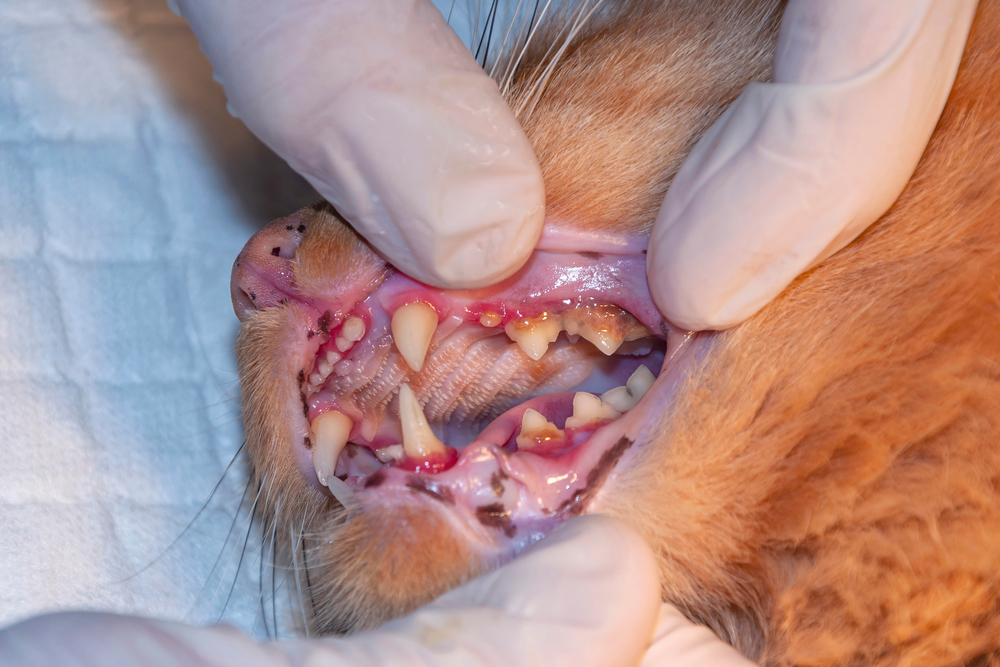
[173,0,545,289]
[647,0,978,331]
[0,515,660,667]
[640,604,754,667]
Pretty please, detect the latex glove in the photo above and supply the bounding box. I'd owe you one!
[647,0,979,331]
[171,0,545,290]
[0,515,661,667]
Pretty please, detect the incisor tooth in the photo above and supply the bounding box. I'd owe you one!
[311,411,353,487]
[374,444,404,463]
[504,313,561,361]
[391,302,438,372]
[335,337,352,352]
[515,408,565,451]
[342,316,366,342]
[397,383,446,459]
[565,392,621,429]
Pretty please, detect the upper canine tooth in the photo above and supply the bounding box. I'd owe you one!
[342,316,366,342]
[504,313,562,361]
[515,408,565,451]
[397,383,447,459]
[564,392,621,429]
[311,411,353,487]
[391,302,438,372]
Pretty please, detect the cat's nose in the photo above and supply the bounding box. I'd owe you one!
[230,213,309,320]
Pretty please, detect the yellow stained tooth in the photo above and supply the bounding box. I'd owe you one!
[397,383,447,459]
[626,365,655,399]
[391,302,438,372]
[311,410,353,487]
[565,392,621,429]
[515,408,565,451]
[504,313,562,361]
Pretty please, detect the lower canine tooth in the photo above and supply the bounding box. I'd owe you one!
[515,408,565,451]
[397,383,447,459]
[312,411,354,487]
[565,392,621,429]
[504,313,561,361]
[391,302,438,372]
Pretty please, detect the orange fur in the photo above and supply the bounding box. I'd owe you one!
[234,0,1000,663]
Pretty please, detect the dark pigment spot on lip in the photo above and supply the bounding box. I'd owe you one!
[307,329,315,339]
[556,436,634,516]
[317,311,332,337]
[304,436,313,450]
[476,503,516,537]
[406,477,455,504]
[249,291,256,301]
[286,225,294,231]
[490,470,508,497]
[271,246,281,256]
[297,370,306,387]
[579,251,603,261]
[300,391,309,418]
[364,469,386,488]
[297,224,306,233]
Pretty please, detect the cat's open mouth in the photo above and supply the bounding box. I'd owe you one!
[232,204,707,553]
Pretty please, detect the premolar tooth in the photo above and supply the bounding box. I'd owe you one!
[600,365,656,412]
[311,411,353,487]
[504,313,562,361]
[397,383,446,459]
[515,408,565,451]
[565,392,621,429]
[342,316,366,342]
[578,325,624,356]
[374,444,404,463]
[391,302,438,372]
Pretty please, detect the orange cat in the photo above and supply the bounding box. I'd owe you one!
[231,1,1000,664]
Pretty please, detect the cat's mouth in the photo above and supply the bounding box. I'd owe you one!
[233,204,708,553]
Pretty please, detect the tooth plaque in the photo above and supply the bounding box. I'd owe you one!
[564,391,621,429]
[515,408,565,451]
[504,312,562,361]
[501,304,652,361]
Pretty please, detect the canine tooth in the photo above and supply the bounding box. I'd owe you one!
[479,311,501,328]
[397,383,447,458]
[309,372,324,387]
[565,392,621,429]
[504,313,562,361]
[325,350,342,365]
[342,316,366,342]
[626,365,655,399]
[515,408,564,451]
[311,411,353,487]
[326,476,357,508]
[391,302,438,372]
[335,336,352,352]
[374,444,405,463]
[318,360,333,377]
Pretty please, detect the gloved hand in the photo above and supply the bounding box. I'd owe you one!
[647,0,979,331]
[170,0,545,290]
[0,515,667,667]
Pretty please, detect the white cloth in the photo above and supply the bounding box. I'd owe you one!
[647,0,978,330]
[173,0,546,290]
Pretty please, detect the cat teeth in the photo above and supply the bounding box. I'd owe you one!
[515,408,565,451]
[391,302,439,372]
[374,444,404,463]
[601,365,656,412]
[504,313,562,361]
[397,383,447,459]
[341,316,366,342]
[311,410,353,487]
[564,391,621,429]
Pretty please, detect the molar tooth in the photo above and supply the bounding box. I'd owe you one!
[564,392,621,429]
[515,408,565,451]
[335,336,352,353]
[391,302,438,372]
[374,444,404,463]
[311,411,353,487]
[397,383,447,459]
[342,316,366,342]
[504,313,562,361]
[626,365,655,399]
[600,385,634,412]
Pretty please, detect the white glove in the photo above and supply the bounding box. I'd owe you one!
[172,0,545,289]
[647,0,979,331]
[0,515,666,667]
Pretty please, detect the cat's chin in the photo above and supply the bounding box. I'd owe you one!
[231,202,712,632]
